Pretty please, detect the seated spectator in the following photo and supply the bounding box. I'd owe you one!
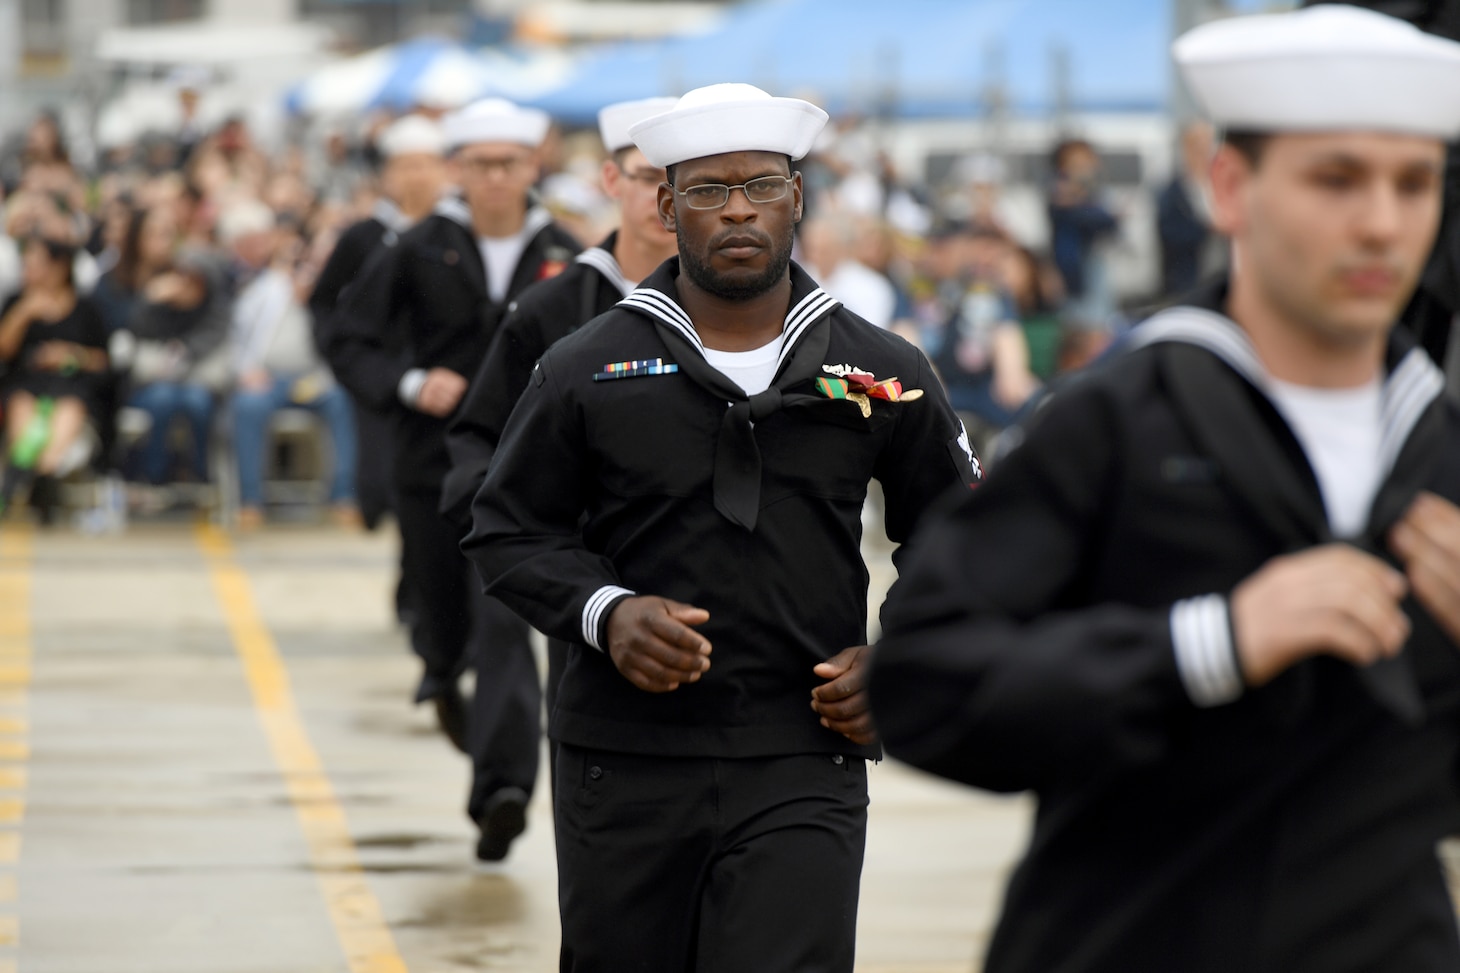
[930,229,1041,437]
[117,207,230,488]
[222,200,357,530]
[0,235,109,521]
[1000,243,1066,382]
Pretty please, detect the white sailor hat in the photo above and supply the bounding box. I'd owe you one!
[379,114,446,158]
[598,97,679,154]
[441,98,551,151]
[1174,4,1460,139]
[627,83,829,168]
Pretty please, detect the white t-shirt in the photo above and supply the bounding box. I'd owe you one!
[479,230,533,304]
[703,337,782,395]
[1268,377,1384,539]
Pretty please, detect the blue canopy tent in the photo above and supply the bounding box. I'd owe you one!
[284,36,574,115]
[518,0,1171,125]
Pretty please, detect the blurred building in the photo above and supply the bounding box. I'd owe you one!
[0,0,733,161]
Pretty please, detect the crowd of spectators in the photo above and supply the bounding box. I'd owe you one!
[0,90,1216,528]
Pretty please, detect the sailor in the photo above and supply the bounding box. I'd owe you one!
[442,96,679,724]
[462,83,979,971]
[441,96,680,526]
[870,7,1460,971]
[331,98,580,862]
[310,113,447,533]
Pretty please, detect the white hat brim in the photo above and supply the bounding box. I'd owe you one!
[1174,6,1460,139]
[443,101,551,151]
[598,97,680,154]
[629,97,829,168]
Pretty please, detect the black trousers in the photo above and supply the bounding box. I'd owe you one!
[352,400,395,530]
[554,745,869,973]
[396,488,540,820]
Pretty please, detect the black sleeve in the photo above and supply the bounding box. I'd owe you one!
[308,224,374,362]
[461,352,627,646]
[875,348,981,551]
[329,239,414,414]
[441,299,550,529]
[870,381,1193,795]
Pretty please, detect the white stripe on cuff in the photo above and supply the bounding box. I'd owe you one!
[1171,594,1243,707]
[398,368,428,408]
[581,585,635,651]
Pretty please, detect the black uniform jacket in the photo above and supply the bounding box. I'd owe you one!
[441,234,634,527]
[463,259,980,760]
[870,288,1460,973]
[308,199,409,368]
[330,198,580,493]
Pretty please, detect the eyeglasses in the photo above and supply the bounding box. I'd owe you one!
[619,167,665,186]
[675,175,794,210]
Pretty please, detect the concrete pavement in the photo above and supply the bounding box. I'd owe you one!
[3,520,1028,972]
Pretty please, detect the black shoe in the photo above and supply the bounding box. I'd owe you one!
[432,687,469,754]
[475,787,528,863]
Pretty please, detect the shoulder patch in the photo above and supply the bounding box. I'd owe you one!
[948,421,983,487]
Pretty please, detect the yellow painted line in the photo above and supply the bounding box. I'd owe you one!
[0,525,32,562]
[0,526,28,961]
[194,525,409,973]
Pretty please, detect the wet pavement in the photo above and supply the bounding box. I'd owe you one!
[5,520,1029,972]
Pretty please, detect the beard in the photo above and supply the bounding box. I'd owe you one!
[678,221,795,301]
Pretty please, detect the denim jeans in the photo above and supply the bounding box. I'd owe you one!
[231,377,357,507]
[127,381,215,484]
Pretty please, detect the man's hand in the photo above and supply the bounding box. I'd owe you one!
[415,367,468,417]
[605,596,712,693]
[811,645,877,745]
[1230,544,1409,688]
[1390,491,1460,645]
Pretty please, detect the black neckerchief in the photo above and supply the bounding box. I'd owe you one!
[1133,289,1447,725]
[617,258,840,531]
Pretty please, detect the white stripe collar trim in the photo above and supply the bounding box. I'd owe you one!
[1133,304,1445,479]
[621,289,703,352]
[432,198,556,243]
[618,283,841,366]
[574,247,635,298]
[371,198,411,233]
[433,195,472,229]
